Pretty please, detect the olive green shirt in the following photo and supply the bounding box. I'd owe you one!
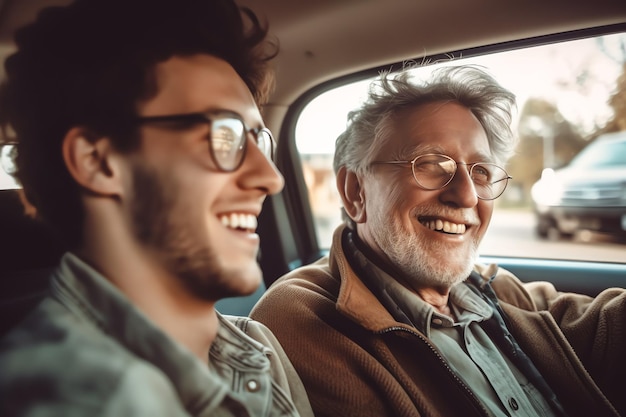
[0,253,312,417]
[363,257,558,417]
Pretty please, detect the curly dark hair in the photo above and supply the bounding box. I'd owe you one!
[0,0,278,247]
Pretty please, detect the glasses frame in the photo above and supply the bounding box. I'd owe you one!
[133,109,275,172]
[371,153,512,200]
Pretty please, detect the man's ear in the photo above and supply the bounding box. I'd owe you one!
[62,127,124,196]
[336,166,367,224]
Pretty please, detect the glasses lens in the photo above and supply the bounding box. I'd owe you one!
[411,154,456,190]
[471,163,509,200]
[256,128,275,160]
[0,143,17,176]
[211,117,246,171]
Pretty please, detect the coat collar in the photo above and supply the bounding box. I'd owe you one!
[328,225,416,333]
[327,225,500,334]
[51,252,269,414]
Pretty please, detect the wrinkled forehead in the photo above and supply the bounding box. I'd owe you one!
[377,102,492,160]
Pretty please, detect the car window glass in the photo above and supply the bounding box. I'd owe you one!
[569,138,626,167]
[295,31,626,264]
[0,143,18,190]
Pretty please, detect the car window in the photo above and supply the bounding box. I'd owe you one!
[568,136,626,168]
[295,31,626,264]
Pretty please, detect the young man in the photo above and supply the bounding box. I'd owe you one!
[0,0,312,416]
[251,66,626,417]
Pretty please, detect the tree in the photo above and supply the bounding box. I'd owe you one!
[603,63,626,133]
[508,98,585,206]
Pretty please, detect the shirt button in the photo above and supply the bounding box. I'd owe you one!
[246,379,261,392]
[508,397,519,410]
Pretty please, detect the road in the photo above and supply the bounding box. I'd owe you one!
[480,209,626,263]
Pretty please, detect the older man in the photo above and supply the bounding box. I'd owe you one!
[251,66,625,417]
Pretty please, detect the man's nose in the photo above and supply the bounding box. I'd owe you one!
[439,165,479,207]
[238,137,285,195]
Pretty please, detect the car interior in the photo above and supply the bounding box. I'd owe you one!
[1,0,626,337]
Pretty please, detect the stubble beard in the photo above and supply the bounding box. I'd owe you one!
[129,163,244,301]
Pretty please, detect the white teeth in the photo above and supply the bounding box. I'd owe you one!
[219,213,258,231]
[229,213,238,228]
[422,219,466,234]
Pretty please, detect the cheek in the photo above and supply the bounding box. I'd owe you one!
[386,180,431,220]
[387,183,411,213]
[385,180,406,199]
[174,162,225,199]
[366,180,405,215]
[145,166,221,232]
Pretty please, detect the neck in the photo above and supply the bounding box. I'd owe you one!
[80,203,218,363]
[416,287,454,318]
[348,228,456,319]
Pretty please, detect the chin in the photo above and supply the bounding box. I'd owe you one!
[173,258,262,301]
[224,263,263,296]
[237,276,262,296]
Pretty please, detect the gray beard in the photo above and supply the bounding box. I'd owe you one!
[369,207,476,289]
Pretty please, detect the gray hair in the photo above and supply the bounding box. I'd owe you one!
[333,65,517,175]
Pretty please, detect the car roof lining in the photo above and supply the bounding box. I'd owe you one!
[0,0,625,106]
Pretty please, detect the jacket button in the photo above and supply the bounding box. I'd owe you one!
[508,397,519,410]
[246,379,261,392]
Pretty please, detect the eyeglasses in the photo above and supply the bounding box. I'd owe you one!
[370,153,512,200]
[134,110,275,172]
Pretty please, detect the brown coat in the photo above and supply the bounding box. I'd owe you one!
[251,225,625,417]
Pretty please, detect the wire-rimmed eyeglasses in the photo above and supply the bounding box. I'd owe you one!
[370,153,512,200]
[134,110,275,172]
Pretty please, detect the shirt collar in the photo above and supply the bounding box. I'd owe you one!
[51,252,262,413]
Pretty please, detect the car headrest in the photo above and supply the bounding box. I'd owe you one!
[0,189,65,273]
[0,189,66,336]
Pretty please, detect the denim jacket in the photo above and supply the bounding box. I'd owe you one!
[0,253,312,417]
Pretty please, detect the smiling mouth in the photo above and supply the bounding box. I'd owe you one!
[219,213,258,233]
[419,217,467,235]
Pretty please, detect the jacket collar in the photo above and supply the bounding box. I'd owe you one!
[51,252,268,414]
[328,225,416,333]
[328,225,496,334]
